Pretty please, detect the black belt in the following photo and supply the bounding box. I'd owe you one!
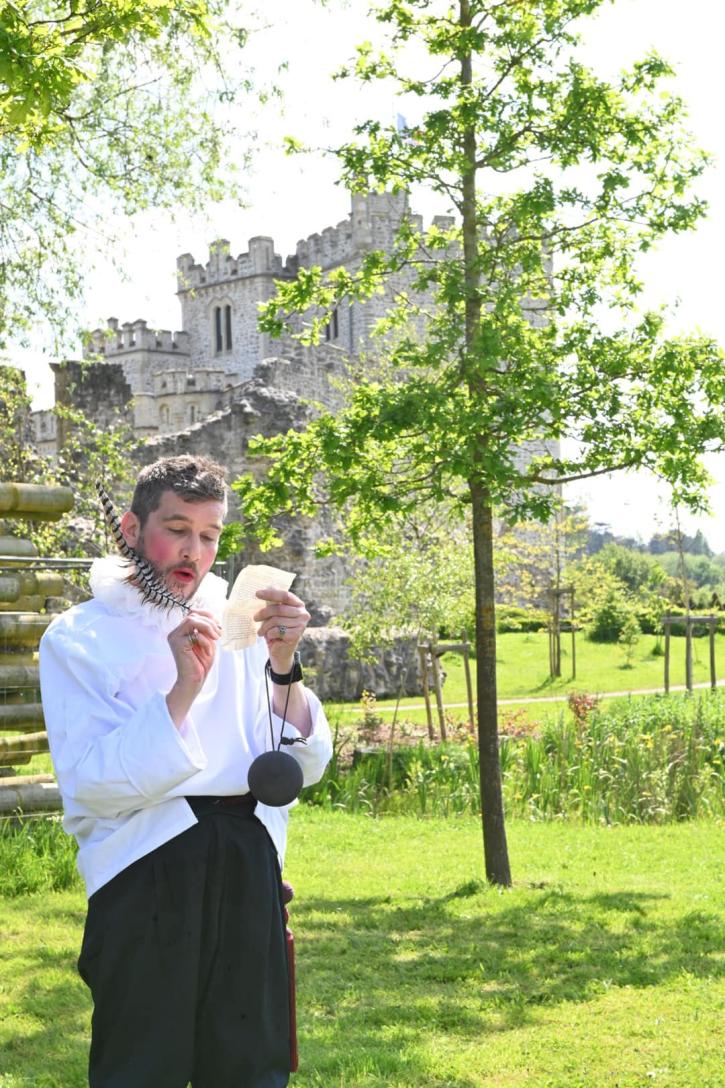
[186,794,257,817]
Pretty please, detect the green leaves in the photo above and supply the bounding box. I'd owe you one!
[235,0,723,549]
[0,0,253,348]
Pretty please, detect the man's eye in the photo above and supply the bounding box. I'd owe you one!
[168,528,184,535]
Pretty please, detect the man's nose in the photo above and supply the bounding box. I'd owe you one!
[181,535,201,561]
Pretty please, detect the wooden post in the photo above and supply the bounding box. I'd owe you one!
[709,617,717,691]
[664,621,671,694]
[461,629,474,727]
[430,645,447,741]
[685,620,693,693]
[418,644,435,741]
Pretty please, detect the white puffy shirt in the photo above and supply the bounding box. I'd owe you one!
[39,557,333,898]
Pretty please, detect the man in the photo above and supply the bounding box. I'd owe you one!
[39,455,332,1088]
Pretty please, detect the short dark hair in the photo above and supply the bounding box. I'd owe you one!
[131,455,227,526]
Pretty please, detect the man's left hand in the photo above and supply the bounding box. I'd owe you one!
[254,587,310,676]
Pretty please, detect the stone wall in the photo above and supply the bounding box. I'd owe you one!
[31,410,58,456]
[300,626,422,702]
[52,360,134,440]
[136,378,350,619]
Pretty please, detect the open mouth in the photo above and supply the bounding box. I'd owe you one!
[170,568,196,585]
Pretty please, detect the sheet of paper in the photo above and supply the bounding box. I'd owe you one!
[221,564,296,650]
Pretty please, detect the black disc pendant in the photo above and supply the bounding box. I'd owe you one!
[248,750,304,807]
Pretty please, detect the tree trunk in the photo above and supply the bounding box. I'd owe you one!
[459,0,512,886]
[470,481,512,886]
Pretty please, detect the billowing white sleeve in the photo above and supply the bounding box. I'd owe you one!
[275,685,333,787]
[39,623,207,819]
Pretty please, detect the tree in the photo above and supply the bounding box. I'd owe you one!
[338,502,474,661]
[0,0,251,348]
[0,365,139,558]
[233,0,725,884]
[0,365,37,476]
[595,542,665,594]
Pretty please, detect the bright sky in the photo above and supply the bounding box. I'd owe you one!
[16,0,725,552]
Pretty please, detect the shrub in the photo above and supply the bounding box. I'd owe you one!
[496,605,548,633]
[585,585,635,642]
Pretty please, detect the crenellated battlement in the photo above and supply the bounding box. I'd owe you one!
[290,191,413,271]
[176,236,287,292]
[85,318,190,358]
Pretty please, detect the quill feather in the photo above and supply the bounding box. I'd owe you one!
[95,480,190,614]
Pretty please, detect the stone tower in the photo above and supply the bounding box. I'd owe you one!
[32,193,456,618]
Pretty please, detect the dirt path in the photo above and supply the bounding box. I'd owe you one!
[340,677,725,714]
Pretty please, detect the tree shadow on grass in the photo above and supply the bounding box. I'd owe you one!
[290,883,723,1084]
[3,885,722,1088]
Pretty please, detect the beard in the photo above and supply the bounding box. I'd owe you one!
[136,533,201,599]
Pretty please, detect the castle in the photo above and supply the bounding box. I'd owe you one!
[33,192,457,620]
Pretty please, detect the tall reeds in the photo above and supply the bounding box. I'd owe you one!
[306,693,724,823]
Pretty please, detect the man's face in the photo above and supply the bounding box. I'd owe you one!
[121,490,225,600]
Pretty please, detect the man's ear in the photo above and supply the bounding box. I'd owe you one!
[120,511,141,550]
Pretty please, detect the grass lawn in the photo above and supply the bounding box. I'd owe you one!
[1,811,723,1087]
[329,631,725,730]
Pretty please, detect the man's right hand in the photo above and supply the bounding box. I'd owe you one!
[166,610,221,727]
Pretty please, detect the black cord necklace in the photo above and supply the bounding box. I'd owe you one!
[247,663,305,806]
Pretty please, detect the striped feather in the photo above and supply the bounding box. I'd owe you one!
[95,480,190,615]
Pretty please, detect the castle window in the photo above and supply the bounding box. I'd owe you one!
[159,404,170,427]
[189,404,197,423]
[224,305,232,350]
[161,380,167,390]
[213,305,233,352]
[325,307,339,342]
[214,307,223,353]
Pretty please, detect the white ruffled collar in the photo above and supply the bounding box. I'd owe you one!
[89,555,229,635]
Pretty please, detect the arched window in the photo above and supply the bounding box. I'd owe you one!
[214,307,223,353]
[224,304,232,350]
[213,304,233,353]
[189,404,197,424]
[325,307,339,342]
[159,404,170,427]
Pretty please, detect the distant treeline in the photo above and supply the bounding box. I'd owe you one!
[588,526,717,559]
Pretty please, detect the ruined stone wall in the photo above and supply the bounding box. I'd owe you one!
[300,627,422,702]
[134,381,349,620]
[255,337,349,410]
[52,361,134,444]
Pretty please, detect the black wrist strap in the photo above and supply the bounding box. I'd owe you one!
[266,650,303,686]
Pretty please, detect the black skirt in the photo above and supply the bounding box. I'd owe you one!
[78,797,290,1088]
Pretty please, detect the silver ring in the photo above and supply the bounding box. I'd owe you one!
[187,629,199,646]
[277,624,288,638]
